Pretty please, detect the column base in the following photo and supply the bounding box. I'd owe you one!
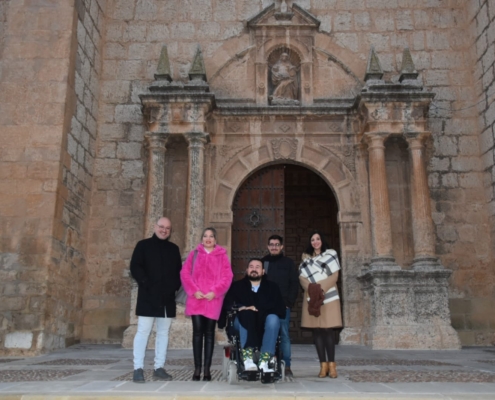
[369,256,401,271]
[358,268,460,350]
[412,255,441,270]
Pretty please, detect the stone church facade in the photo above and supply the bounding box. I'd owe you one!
[0,0,494,355]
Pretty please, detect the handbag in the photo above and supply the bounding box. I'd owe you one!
[175,249,198,305]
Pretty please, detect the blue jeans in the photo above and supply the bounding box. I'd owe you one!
[279,308,291,367]
[234,314,280,355]
[133,316,172,369]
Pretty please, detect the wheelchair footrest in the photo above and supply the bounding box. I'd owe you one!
[241,370,260,381]
[260,371,278,384]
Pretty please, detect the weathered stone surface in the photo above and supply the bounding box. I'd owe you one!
[358,268,461,349]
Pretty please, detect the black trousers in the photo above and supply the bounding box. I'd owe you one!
[312,328,336,362]
[191,315,216,370]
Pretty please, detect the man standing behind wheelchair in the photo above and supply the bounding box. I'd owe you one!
[180,227,233,381]
[225,258,286,373]
[261,235,299,378]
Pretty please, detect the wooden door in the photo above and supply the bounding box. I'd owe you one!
[231,166,285,280]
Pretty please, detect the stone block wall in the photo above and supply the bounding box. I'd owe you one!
[0,0,77,354]
[82,0,494,344]
[452,0,495,346]
[45,0,107,349]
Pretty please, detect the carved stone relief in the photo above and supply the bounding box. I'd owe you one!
[271,138,298,160]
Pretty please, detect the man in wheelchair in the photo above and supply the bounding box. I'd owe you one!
[225,258,286,375]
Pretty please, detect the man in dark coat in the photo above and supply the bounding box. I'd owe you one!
[130,217,182,383]
[261,234,299,377]
[225,258,285,373]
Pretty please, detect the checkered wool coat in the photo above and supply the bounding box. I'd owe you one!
[299,250,342,329]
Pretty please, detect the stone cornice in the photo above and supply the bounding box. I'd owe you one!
[214,99,357,116]
[360,83,435,103]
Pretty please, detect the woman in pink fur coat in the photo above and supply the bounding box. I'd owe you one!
[180,227,233,381]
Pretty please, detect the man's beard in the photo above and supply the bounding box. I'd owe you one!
[248,272,261,282]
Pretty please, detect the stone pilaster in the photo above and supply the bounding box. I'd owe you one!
[122,132,169,348]
[407,134,439,269]
[366,134,399,270]
[184,132,209,253]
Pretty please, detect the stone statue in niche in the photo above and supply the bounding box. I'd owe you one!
[269,51,300,105]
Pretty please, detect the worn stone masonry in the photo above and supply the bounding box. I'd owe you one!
[1,0,494,355]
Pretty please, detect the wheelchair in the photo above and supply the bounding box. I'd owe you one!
[221,308,285,384]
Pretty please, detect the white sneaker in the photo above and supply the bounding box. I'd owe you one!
[244,357,258,371]
[259,360,274,373]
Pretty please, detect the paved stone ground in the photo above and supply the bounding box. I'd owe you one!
[0,344,494,398]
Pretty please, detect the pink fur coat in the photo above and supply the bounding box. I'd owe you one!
[180,244,233,320]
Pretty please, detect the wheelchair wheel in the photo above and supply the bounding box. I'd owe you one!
[222,354,229,380]
[227,361,238,385]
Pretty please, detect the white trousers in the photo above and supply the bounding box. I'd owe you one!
[133,315,172,370]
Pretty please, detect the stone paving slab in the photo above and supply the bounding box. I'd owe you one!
[0,344,494,398]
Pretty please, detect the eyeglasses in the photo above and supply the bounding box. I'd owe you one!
[156,225,170,230]
[268,243,281,247]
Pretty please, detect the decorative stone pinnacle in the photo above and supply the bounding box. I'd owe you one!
[364,47,384,81]
[189,46,207,82]
[280,0,288,12]
[399,47,419,82]
[155,45,172,82]
[275,0,294,21]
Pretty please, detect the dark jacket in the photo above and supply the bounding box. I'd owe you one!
[224,276,285,349]
[130,234,182,318]
[261,253,299,308]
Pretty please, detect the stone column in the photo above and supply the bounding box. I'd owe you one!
[122,132,168,348]
[366,134,398,269]
[184,132,209,253]
[144,132,169,235]
[407,135,439,269]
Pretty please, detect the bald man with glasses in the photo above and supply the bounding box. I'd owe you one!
[130,217,182,383]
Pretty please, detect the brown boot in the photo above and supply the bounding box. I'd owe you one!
[318,362,329,378]
[329,362,337,378]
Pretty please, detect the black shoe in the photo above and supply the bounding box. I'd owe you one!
[285,366,294,378]
[133,368,145,383]
[192,368,201,381]
[153,367,172,380]
[203,374,211,381]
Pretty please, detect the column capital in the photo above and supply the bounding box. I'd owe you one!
[145,132,169,151]
[363,133,388,150]
[405,132,430,149]
[184,131,209,146]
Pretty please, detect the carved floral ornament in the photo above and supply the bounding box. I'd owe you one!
[271,137,298,160]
